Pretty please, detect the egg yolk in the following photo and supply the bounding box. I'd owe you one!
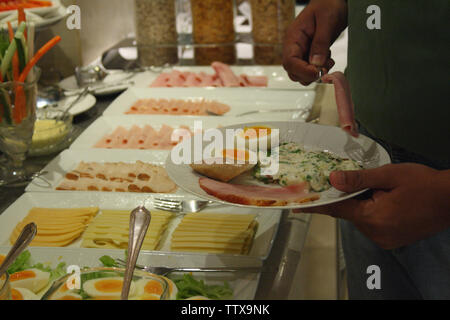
[11,288,23,300]
[222,149,250,161]
[10,270,36,282]
[144,280,163,296]
[94,279,123,293]
[242,126,272,139]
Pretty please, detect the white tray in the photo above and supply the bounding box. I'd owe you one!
[70,115,254,150]
[131,65,316,90]
[0,246,261,300]
[102,87,315,121]
[24,148,183,194]
[0,192,281,261]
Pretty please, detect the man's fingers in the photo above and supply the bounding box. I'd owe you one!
[330,165,398,193]
[284,57,319,84]
[309,18,335,67]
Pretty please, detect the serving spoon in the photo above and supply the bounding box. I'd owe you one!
[0,223,37,278]
[120,206,151,300]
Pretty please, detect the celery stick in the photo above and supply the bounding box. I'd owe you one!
[15,32,27,72]
[0,22,27,79]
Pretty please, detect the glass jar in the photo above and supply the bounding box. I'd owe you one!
[134,0,178,66]
[191,0,236,65]
[250,0,295,64]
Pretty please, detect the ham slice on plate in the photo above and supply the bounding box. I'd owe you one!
[322,72,359,137]
[199,177,319,207]
[211,62,240,87]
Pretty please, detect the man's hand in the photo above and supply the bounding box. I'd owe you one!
[299,163,450,250]
[283,0,348,85]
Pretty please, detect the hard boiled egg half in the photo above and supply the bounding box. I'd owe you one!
[235,125,278,152]
[83,277,136,300]
[9,269,50,294]
[11,287,39,300]
[133,276,178,300]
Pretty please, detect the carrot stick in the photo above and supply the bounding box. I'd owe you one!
[13,86,25,123]
[7,22,20,81]
[18,36,61,83]
[15,36,61,123]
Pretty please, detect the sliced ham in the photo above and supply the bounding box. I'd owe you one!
[149,73,171,87]
[244,75,268,87]
[211,61,240,87]
[199,177,319,207]
[149,63,268,88]
[322,72,359,137]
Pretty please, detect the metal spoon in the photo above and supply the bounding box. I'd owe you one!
[0,223,37,277]
[120,206,151,300]
[58,87,90,120]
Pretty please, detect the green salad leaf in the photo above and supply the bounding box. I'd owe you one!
[7,250,32,274]
[99,255,117,267]
[171,274,233,300]
[6,250,67,282]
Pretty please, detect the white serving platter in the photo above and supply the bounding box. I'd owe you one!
[102,87,315,121]
[131,65,316,90]
[0,192,282,261]
[166,121,392,210]
[0,246,262,300]
[24,148,187,196]
[70,115,255,150]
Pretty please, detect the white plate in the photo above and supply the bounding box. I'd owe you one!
[131,65,316,90]
[70,115,258,150]
[0,246,261,300]
[0,192,281,260]
[165,121,392,210]
[103,87,315,119]
[59,71,136,97]
[25,148,184,194]
[52,93,96,116]
[0,0,61,19]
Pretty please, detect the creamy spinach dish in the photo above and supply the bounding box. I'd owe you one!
[254,142,362,192]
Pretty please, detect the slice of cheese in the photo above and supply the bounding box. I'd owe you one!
[9,207,98,247]
[170,212,258,255]
[81,209,173,250]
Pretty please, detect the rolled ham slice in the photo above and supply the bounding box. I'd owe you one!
[199,177,319,207]
[321,72,359,137]
[211,61,240,87]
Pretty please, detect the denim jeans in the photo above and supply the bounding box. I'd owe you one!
[340,126,450,299]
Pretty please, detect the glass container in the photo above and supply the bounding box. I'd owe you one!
[0,274,11,300]
[41,267,170,300]
[191,0,236,65]
[134,0,178,66]
[0,68,40,186]
[250,0,295,64]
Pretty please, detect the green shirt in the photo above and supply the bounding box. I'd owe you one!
[347,0,450,162]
